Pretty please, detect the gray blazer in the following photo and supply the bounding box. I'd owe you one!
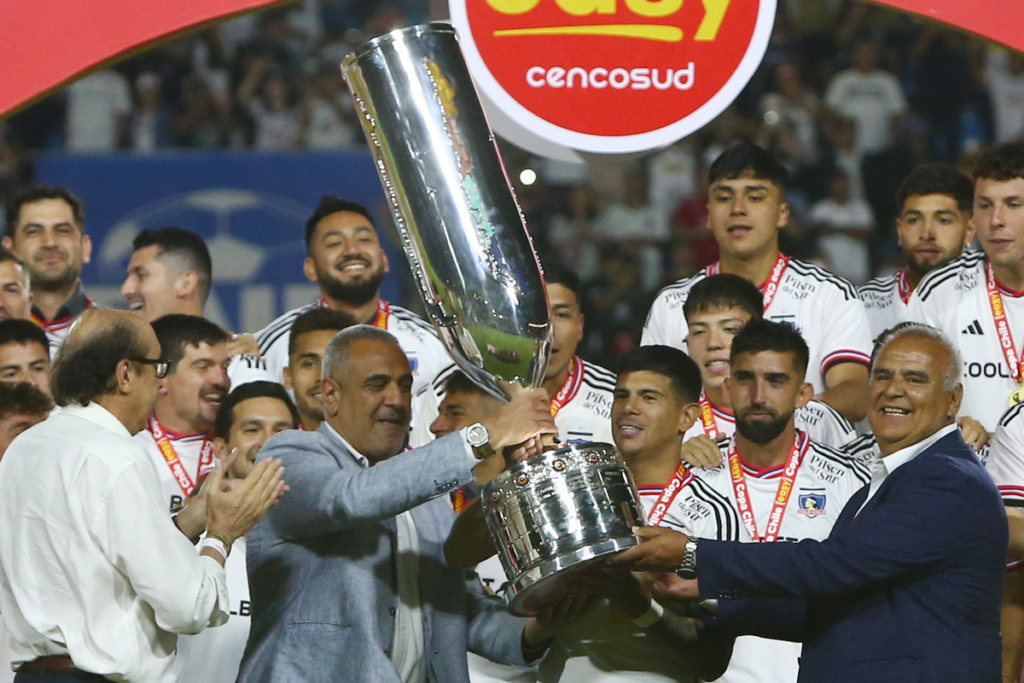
[236,426,528,683]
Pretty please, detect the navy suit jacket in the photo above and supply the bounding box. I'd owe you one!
[699,429,1007,683]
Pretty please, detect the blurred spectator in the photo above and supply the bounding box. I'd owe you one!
[547,184,601,282]
[986,48,1024,143]
[668,165,718,278]
[809,169,874,284]
[176,77,232,148]
[757,63,821,167]
[131,73,176,153]
[825,36,907,154]
[593,168,670,291]
[65,69,132,152]
[646,139,698,225]
[581,247,651,368]
[300,67,359,149]
[238,60,301,151]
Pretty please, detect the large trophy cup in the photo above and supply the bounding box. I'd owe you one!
[342,24,645,616]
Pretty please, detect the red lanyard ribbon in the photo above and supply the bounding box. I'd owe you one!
[708,253,789,313]
[148,415,214,497]
[986,260,1023,383]
[317,298,390,329]
[897,268,911,305]
[550,356,583,417]
[647,464,692,526]
[698,390,718,438]
[728,431,807,543]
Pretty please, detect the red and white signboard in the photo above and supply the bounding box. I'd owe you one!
[449,0,776,154]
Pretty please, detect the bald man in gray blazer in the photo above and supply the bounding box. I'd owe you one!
[237,326,560,683]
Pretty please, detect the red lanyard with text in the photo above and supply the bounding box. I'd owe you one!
[317,298,390,329]
[647,464,692,526]
[698,390,718,438]
[897,268,911,305]
[986,260,1023,384]
[148,415,214,497]
[550,356,583,417]
[707,253,789,313]
[728,431,807,543]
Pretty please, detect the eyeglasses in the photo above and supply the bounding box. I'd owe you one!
[131,357,170,379]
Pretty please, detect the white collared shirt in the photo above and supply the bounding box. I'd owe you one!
[0,403,229,683]
[860,423,960,511]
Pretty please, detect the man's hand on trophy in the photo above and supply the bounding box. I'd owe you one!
[481,387,559,455]
[653,571,700,604]
[609,526,692,573]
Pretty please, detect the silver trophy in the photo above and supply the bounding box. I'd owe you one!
[342,24,643,615]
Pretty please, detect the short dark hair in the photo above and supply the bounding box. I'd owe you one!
[151,315,230,370]
[896,163,974,214]
[708,143,788,190]
[288,308,358,358]
[6,185,86,238]
[542,260,582,301]
[730,318,809,377]
[684,274,764,323]
[133,228,213,303]
[304,195,375,251]
[51,318,150,407]
[974,140,1024,184]
[213,381,299,440]
[442,370,486,396]
[616,345,702,403]
[0,382,53,420]
[0,319,49,354]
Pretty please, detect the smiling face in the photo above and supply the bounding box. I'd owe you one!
[868,333,961,456]
[6,198,92,291]
[685,306,752,396]
[158,341,231,433]
[283,328,337,425]
[0,341,51,398]
[706,175,789,260]
[216,396,295,479]
[726,350,812,444]
[321,337,412,462]
[545,283,585,384]
[122,245,180,321]
[974,177,1024,272]
[897,194,973,277]
[304,211,389,307]
[612,370,693,462]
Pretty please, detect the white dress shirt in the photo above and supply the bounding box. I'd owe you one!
[859,423,960,513]
[0,403,230,683]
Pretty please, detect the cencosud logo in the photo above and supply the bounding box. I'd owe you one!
[449,0,777,153]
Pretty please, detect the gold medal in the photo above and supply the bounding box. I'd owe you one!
[1010,386,1024,408]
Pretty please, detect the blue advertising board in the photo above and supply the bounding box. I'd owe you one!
[35,149,406,334]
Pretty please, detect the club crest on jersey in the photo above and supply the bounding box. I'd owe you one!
[407,355,419,374]
[797,492,827,517]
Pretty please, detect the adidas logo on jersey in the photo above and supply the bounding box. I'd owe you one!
[962,320,984,335]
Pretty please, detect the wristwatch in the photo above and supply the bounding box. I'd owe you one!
[466,422,495,459]
[676,537,699,579]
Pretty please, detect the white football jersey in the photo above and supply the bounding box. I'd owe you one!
[982,402,1024,507]
[652,434,870,683]
[682,399,857,450]
[534,491,700,683]
[176,538,250,683]
[134,425,214,513]
[554,357,615,446]
[227,353,277,388]
[906,251,1023,431]
[253,298,454,398]
[858,268,911,341]
[642,257,872,394]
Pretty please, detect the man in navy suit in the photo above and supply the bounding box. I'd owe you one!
[613,322,1007,683]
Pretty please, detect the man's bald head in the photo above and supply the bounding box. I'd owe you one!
[52,309,158,407]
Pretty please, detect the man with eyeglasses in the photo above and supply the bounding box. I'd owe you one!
[0,309,287,683]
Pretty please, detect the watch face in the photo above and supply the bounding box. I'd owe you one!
[468,424,488,445]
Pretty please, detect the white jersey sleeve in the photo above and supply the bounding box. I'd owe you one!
[795,400,857,449]
[813,276,873,378]
[858,273,908,341]
[986,402,1024,507]
[227,354,277,388]
[640,271,708,349]
[252,303,317,385]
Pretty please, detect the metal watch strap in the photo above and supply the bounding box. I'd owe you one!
[677,537,698,579]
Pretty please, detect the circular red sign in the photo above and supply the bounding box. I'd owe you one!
[450,0,775,153]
